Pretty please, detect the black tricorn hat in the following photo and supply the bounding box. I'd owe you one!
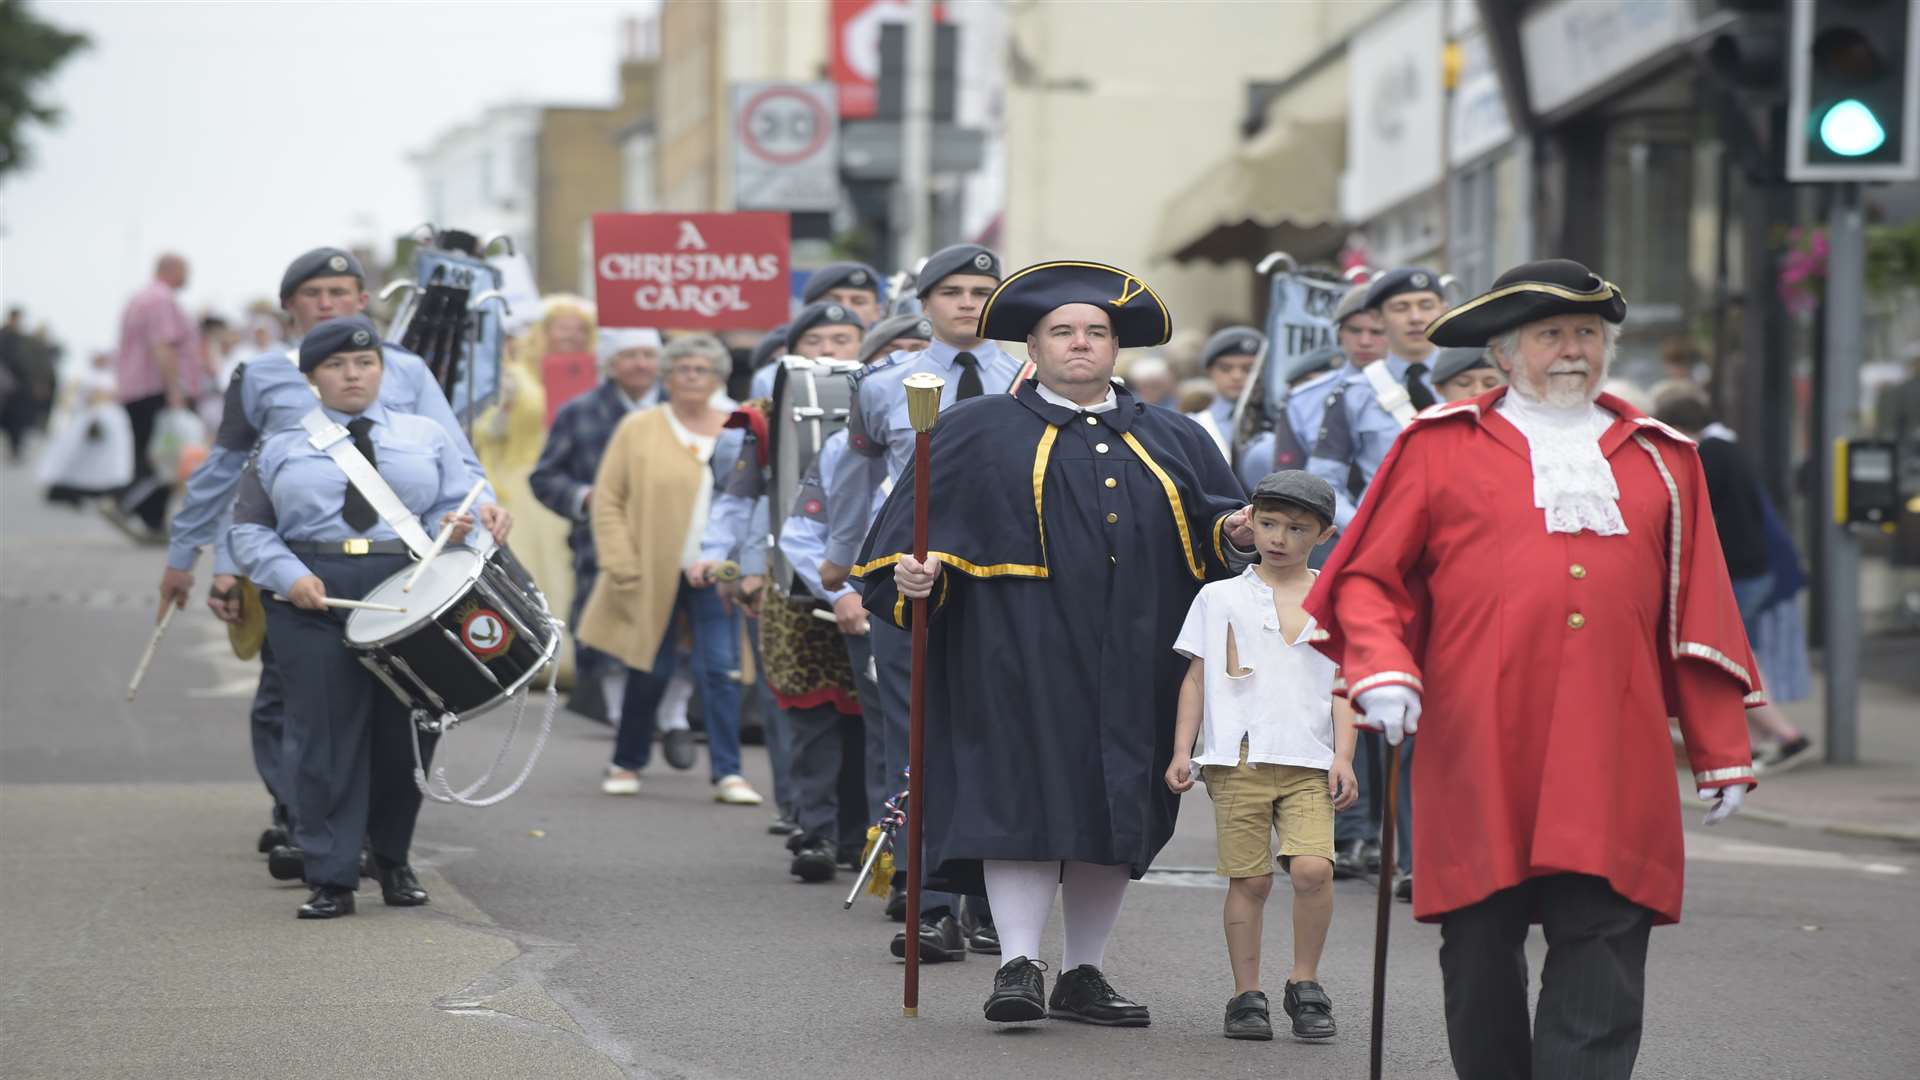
[978,260,1172,348]
[1425,259,1625,348]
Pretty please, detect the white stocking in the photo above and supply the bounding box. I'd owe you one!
[1060,861,1130,971]
[982,859,1060,965]
[656,668,693,732]
[601,670,629,728]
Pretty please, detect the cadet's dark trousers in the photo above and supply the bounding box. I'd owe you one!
[785,701,869,853]
[1333,732,1414,873]
[843,630,888,821]
[870,618,976,921]
[265,554,439,889]
[1439,873,1654,1080]
[251,637,292,827]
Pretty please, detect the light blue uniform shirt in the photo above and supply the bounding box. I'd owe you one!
[778,430,886,605]
[170,342,491,574]
[750,361,779,401]
[826,339,1024,567]
[1301,364,1409,528]
[698,428,769,576]
[229,403,475,597]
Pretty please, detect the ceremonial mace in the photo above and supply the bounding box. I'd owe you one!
[901,370,945,1018]
[1369,742,1404,1080]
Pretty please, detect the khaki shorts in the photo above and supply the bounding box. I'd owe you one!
[1202,746,1335,878]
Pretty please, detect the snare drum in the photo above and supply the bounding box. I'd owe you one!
[345,547,558,727]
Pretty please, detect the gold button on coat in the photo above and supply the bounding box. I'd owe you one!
[1106,512,1119,524]
[1096,442,1110,453]
[1104,477,1117,488]
[1567,613,1586,629]
[1085,416,1099,425]
[1569,564,1587,579]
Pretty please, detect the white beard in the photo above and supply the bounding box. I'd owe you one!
[1511,363,1600,409]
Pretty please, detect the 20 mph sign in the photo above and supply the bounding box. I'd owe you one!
[732,81,840,212]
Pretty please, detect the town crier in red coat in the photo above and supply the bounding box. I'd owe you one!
[1304,259,1760,1080]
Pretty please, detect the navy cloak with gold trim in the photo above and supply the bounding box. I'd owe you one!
[855,380,1248,893]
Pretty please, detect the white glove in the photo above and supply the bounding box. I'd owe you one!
[1354,685,1422,747]
[1699,783,1747,826]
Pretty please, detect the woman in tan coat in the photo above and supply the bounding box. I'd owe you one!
[577,335,760,804]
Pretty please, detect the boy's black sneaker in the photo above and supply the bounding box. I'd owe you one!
[1282,980,1337,1040]
[1048,965,1150,1026]
[1224,990,1273,1040]
[983,956,1048,1023]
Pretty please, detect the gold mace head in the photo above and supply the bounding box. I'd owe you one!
[904,372,945,433]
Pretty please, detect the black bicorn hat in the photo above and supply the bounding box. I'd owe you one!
[978,260,1172,348]
[802,261,886,304]
[914,244,1001,296]
[1363,267,1445,311]
[1201,326,1265,368]
[1424,259,1626,348]
[280,247,366,300]
[785,300,866,353]
[298,315,382,373]
[859,313,934,366]
[1430,346,1494,385]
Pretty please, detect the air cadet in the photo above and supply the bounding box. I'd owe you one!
[801,261,887,327]
[747,325,791,402]
[858,313,934,368]
[155,247,505,870]
[1368,267,1445,410]
[228,316,480,919]
[1430,346,1504,403]
[1233,344,1343,495]
[1191,326,1263,461]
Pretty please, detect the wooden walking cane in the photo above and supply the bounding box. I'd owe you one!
[1370,739,1403,1080]
[901,371,945,1018]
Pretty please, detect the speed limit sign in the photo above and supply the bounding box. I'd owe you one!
[732,81,840,211]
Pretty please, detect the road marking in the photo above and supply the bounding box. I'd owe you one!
[1684,832,1909,876]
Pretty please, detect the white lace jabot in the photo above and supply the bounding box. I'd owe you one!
[1496,392,1628,536]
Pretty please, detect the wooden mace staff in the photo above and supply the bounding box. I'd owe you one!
[901,370,945,1018]
[1370,739,1403,1080]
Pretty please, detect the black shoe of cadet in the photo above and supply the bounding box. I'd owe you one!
[297,885,356,920]
[884,886,907,923]
[1224,990,1274,1041]
[768,813,801,837]
[257,825,289,854]
[1332,839,1365,880]
[965,920,1001,955]
[789,837,837,883]
[267,845,305,881]
[1394,873,1413,904]
[983,957,1048,1023]
[1048,965,1150,1027]
[1282,980,1337,1040]
[891,911,966,962]
[378,863,430,906]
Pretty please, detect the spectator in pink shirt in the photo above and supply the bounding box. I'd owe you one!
[108,253,200,539]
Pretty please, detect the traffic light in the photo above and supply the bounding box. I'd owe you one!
[1787,0,1919,181]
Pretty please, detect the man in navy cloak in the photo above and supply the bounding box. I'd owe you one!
[854,261,1253,1027]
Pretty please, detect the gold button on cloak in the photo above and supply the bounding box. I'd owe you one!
[1106,512,1119,524]
[1096,442,1110,453]
[1567,613,1586,629]
[1569,564,1587,579]
[1086,416,1099,425]
[1104,477,1117,488]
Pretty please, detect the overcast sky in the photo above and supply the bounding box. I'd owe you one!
[1,1,652,363]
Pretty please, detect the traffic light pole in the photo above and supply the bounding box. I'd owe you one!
[1820,183,1863,765]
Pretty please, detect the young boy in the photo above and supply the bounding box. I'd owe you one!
[1168,470,1358,1042]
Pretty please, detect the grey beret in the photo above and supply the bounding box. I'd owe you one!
[785,300,866,353]
[858,313,934,366]
[802,261,885,304]
[1364,267,1444,311]
[1285,344,1342,385]
[1430,346,1494,386]
[914,244,1001,296]
[1251,469,1336,525]
[280,247,365,300]
[1332,284,1372,326]
[1202,326,1265,368]
[298,315,381,373]
[750,326,789,370]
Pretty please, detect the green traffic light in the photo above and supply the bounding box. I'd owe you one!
[1819,99,1888,157]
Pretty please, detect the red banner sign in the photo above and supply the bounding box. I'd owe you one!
[591,212,791,330]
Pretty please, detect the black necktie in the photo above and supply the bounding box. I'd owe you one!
[1405,363,1437,411]
[953,351,983,400]
[1315,384,1364,500]
[343,417,378,532]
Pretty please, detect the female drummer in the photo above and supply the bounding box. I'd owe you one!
[230,315,479,920]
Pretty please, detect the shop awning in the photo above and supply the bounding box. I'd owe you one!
[1151,117,1348,265]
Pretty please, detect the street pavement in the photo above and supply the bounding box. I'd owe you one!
[3,452,1918,1079]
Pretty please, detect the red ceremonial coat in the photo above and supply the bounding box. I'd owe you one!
[1304,389,1760,925]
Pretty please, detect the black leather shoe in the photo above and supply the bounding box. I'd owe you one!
[836,843,864,871]
[662,729,697,771]
[297,885,356,919]
[1224,990,1273,1040]
[1332,839,1366,880]
[983,956,1048,1023]
[789,838,837,883]
[1282,980,1337,1040]
[890,912,965,962]
[257,826,289,854]
[965,921,1001,955]
[1048,965,1150,1026]
[378,863,430,906]
[1394,873,1413,904]
[768,814,801,837]
[267,845,305,881]
[359,843,376,879]
[884,887,907,923]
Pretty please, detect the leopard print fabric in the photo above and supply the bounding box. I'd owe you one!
[759,592,860,709]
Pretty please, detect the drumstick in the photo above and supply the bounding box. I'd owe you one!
[812,607,867,634]
[126,603,179,701]
[271,594,408,614]
[404,479,487,592]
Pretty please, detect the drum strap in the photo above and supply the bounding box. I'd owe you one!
[1360,361,1416,428]
[299,408,436,556]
